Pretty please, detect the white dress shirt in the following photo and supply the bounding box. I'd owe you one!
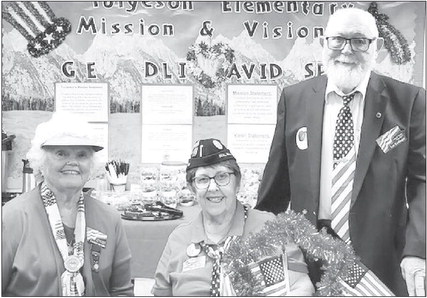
[318,73,370,220]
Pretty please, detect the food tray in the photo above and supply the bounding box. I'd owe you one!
[121,212,182,221]
[121,201,183,221]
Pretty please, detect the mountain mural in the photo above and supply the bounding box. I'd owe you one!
[2,26,416,115]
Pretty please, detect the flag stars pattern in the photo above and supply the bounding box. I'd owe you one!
[343,262,367,288]
[211,261,221,296]
[333,93,355,164]
[43,32,55,44]
[202,243,223,296]
[259,256,285,286]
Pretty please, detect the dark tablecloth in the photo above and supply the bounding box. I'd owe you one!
[122,205,201,278]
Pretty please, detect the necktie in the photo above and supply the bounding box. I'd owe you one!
[203,244,223,296]
[331,93,356,243]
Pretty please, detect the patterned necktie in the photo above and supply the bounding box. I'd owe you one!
[331,93,356,243]
[201,208,247,296]
[203,244,223,296]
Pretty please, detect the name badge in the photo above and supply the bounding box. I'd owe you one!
[182,256,206,272]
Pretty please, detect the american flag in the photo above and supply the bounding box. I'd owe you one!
[340,261,394,296]
[376,126,405,153]
[248,254,289,296]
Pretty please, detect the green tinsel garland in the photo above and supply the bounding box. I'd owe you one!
[222,210,358,296]
[368,2,411,64]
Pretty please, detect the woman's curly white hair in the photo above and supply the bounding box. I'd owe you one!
[26,112,103,179]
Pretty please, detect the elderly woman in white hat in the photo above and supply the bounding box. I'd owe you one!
[2,112,133,296]
[152,138,314,296]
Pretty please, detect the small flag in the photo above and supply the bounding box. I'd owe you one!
[87,227,107,248]
[376,126,406,154]
[248,254,289,296]
[340,261,394,296]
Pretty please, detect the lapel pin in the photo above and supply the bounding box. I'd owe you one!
[186,243,201,257]
[376,112,382,119]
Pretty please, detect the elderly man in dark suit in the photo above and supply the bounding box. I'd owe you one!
[256,7,425,296]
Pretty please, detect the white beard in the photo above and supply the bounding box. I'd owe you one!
[323,54,375,92]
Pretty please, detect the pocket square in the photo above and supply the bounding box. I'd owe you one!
[87,227,107,248]
[376,126,406,153]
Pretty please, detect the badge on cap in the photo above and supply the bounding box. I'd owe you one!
[296,127,308,150]
[213,140,224,150]
[186,243,202,257]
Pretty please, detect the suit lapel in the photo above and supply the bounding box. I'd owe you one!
[351,73,387,207]
[307,76,327,207]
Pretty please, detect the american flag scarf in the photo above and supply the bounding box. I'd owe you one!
[40,182,86,296]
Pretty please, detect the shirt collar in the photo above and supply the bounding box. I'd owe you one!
[191,201,245,245]
[326,70,371,99]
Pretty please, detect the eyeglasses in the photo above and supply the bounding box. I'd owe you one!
[326,36,375,52]
[192,172,235,190]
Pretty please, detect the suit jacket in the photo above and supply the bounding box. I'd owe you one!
[256,72,426,296]
[2,186,133,296]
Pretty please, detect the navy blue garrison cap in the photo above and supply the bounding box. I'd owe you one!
[186,138,236,171]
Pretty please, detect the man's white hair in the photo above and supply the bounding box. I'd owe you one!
[325,7,379,38]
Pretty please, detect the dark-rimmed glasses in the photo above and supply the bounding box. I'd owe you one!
[193,172,235,189]
[326,36,375,52]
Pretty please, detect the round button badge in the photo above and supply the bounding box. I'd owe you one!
[64,255,83,273]
[186,243,201,257]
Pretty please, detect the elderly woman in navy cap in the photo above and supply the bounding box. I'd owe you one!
[152,138,314,296]
[2,112,133,296]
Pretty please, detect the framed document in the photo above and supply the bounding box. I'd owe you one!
[141,124,192,163]
[141,85,193,125]
[55,82,109,122]
[227,124,276,163]
[227,84,278,124]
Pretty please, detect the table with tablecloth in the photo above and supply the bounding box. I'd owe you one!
[122,204,201,279]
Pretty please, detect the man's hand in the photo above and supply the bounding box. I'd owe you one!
[401,256,426,296]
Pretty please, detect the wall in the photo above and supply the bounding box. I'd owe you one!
[1,1,425,192]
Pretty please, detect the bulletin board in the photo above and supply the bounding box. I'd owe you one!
[1,1,425,191]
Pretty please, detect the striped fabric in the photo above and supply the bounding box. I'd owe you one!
[2,1,71,57]
[331,148,356,242]
[201,236,237,297]
[2,2,54,40]
[248,254,289,296]
[340,261,395,296]
[41,182,86,296]
[331,93,356,243]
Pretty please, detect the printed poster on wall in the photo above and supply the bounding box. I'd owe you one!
[141,85,193,124]
[141,125,193,163]
[227,84,278,162]
[141,85,193,162]
[1,1,425,188]
[227,125,276,163]
[227,84,278,124]
[55,82,109,122]
[2,2,424,117]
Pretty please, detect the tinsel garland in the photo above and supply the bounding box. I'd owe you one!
[2,2,71,58]
[27,18,72,58]
[186,41,235,89]
[222,210,358,296]
[368,2,411,64]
